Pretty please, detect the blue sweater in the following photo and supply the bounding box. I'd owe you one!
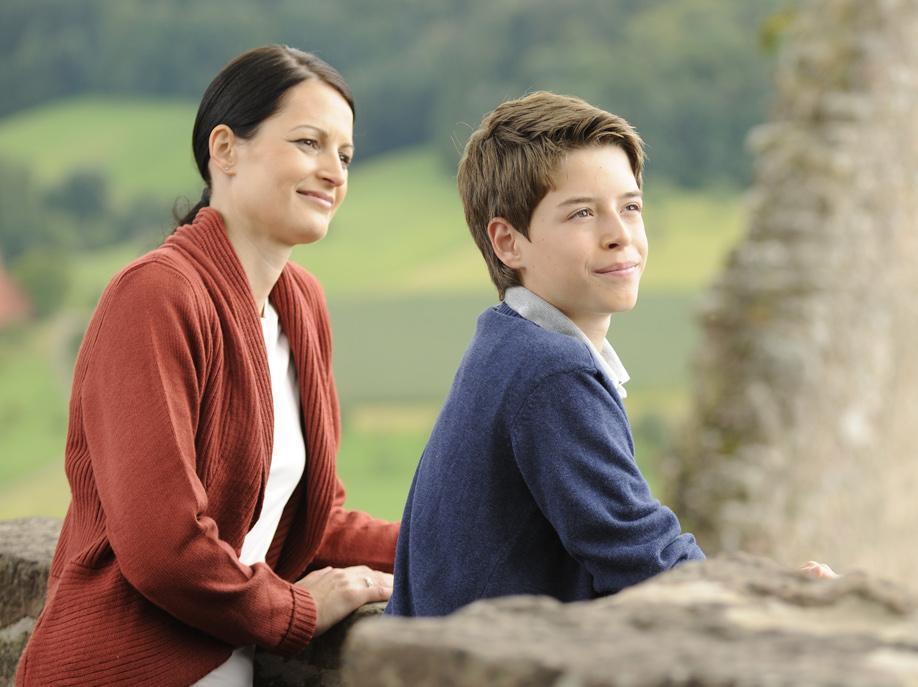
[386,302,704,617]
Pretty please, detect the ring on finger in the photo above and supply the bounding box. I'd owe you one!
[363,576,373,588]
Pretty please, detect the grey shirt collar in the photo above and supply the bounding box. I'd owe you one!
[503,286,630,398]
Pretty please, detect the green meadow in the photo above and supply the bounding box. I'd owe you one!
[0,97,746,521]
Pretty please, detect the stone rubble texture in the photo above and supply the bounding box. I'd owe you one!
[669,0,918,587]
[344,555,918,687]
[0,518,59,687]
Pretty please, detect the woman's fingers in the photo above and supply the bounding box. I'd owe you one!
[345,567,393,601]
[365,571,394,601]
[296,566,395,636]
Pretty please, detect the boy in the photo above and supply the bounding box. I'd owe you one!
[386,91,705,617]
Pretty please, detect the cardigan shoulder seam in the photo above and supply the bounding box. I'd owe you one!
[76,257,210,394]
[507,363,621,437]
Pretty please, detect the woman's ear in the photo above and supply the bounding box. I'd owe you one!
[208,124,237,176]
[487,218,526,270]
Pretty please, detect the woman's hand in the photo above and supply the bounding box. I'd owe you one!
[296,565,394,637]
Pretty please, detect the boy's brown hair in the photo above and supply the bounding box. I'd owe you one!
[457,91,645,298]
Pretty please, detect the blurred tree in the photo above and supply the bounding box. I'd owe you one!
[46,168,109,221]
[0,159,51,261]
[10,248,71,319]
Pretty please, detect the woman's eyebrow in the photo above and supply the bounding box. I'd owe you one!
[288,124,354,150]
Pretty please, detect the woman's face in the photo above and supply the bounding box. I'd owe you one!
[227,78,354,247]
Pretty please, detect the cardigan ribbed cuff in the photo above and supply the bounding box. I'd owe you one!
[277,584,318,656]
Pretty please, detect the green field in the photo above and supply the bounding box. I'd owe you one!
[0,96,200,205]
[0,96,746,521]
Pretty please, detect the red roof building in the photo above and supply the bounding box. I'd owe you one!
[0,262,30,328]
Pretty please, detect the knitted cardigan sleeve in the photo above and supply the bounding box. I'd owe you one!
[79,261,316,655]
[509,367,704,595]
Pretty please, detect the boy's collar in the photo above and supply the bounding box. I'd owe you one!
[503,286,630,398]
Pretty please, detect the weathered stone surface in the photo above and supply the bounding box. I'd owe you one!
[255,603,386,687]
[0,619,34,687]
[0,517,60,628]
[670,0,918,588]
[343,555,918,686]
[0,517,60,686]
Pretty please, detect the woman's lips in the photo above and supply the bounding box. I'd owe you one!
[297,190,334,209]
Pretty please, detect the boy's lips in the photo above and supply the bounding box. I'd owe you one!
[594,261,640,276]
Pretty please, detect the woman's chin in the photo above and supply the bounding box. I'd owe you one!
[289,223,330,246]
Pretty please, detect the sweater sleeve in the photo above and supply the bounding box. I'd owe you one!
[79,262,316,655]
[310,477,399,573]
[509,367,704,595]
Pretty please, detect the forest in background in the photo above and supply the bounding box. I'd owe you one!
[2,0,787,185]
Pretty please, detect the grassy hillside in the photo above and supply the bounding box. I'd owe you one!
[0,96,747,521]
[0,96,200,205]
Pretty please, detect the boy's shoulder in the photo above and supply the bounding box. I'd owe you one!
[470,302,607,391]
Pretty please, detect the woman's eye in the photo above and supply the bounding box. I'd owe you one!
[295,138,319,149]
[339,154,352,168]
[571,208,593,219]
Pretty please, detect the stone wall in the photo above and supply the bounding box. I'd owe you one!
[0,518,382,687]
[6,518,918,686]
[669,0,918,586]
[344,555,918,686]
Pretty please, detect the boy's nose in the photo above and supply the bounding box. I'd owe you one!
[600,214,631,249]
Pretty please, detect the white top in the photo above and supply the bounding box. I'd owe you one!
[193,300,307,686]
[503,286,630,398]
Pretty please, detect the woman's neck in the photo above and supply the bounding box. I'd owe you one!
[215,206,291,315]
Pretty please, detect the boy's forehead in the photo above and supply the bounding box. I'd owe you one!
[549,145,637,190]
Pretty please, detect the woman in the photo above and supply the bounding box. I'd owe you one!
[16,45,399,687]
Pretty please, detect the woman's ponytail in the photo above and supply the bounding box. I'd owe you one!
[173,186,211,228]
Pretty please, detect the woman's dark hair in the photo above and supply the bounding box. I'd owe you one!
[174,45,354,226]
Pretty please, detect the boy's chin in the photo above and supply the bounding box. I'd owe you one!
[608,293,640,314]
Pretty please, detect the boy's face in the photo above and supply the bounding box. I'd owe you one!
[516,144,647,338]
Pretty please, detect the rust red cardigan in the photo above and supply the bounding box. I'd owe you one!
[16,208,399,686]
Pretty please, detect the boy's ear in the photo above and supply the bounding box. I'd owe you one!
[487,217,525,270]
[208,124,237,176]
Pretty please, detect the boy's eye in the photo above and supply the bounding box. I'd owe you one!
[624,203,642,213]
[571,208,593,219]
[339,153,352,169]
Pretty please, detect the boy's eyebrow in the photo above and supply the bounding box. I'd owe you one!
[557,190,643,207]
[289,124,355,151]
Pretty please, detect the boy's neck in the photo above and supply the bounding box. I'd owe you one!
[516,285,610,350]
[573,317,612,351]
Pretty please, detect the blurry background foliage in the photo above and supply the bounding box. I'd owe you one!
[0,0,787,520]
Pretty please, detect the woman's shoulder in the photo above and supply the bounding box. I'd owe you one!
[98,246,208,320]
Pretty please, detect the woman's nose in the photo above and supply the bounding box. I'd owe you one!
[319,153,347,187]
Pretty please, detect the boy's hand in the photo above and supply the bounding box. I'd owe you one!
[296,565,393,637]
[799,560,840,579]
